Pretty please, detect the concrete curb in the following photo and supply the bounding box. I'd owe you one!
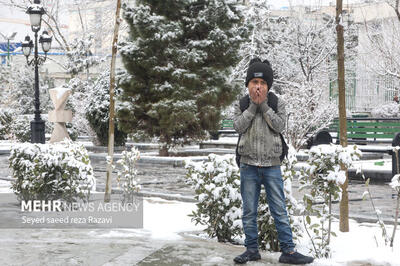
[0,149,10,155]
[85,143,160,153]
[89,153,207,167]
[0,177,14,182]
[95,185,197,203]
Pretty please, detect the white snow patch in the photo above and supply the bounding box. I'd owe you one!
[143,197,205,240]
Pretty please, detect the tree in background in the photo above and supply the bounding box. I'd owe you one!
[85,71,127,146]
[0,65,53,115]
[232,2,341,150]
[361,0,400,80]
[65,34,104,79]
[118,0,247,156]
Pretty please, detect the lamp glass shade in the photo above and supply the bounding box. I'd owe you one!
[39,31,52,53]
[21,36,33,57]
[29,13,42,28]
[22,46,32,56]
[41,41,51,53]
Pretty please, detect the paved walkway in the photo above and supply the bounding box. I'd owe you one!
[0,228,288,266]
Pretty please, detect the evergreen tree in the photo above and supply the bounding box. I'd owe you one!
[86,71,127,146]
[118,0,247,155]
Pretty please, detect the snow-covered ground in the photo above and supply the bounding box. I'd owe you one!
[141,198,400,265]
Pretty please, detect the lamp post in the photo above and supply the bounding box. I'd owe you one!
[21,0,52,144]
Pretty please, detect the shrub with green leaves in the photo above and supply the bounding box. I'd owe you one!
[185,154,242,242]
[299,144,361,258]
[9,140,96,202]
[186,153,301,249]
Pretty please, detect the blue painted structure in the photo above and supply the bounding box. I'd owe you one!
[0,42,65,64]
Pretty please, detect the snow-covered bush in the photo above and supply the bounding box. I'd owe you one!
[0,110,13,140]
[10,115,78,142]
[9,140,96,202]
[65,123,79,141]
[186,153,301,249]
[107,147,141,202]
[10,115,32,142]
[65,77,94,137]
[1,65,53,116]
[257,191,279,250]
[66,34,104,76]
[10,115,51,142]
[281,146,304,234]
[85,71,127,146]
[371,102,400,118]
[185,154,242,242]
[299,144,362,258]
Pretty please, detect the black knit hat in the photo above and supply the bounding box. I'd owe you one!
[245,58,274,89]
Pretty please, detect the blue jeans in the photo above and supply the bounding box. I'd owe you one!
[240,163,295,253]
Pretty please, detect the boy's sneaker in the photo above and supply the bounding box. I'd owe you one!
[233,249,261,264]
[279,251,314,264]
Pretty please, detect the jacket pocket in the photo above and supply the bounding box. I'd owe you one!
[273,134,282,154]
[238,133,249,155]
[239,132,255,157]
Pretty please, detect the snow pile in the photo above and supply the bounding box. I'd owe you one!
[9,139,96,201]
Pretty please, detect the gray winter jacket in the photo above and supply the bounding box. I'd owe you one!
[233,95,286,167]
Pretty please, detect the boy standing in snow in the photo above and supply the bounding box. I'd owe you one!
[232,58,314,265]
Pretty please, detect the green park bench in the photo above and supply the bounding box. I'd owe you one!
[221,119,234,129]
[311,117,400,178]
[327,118,400,144]
[210,119,236,140]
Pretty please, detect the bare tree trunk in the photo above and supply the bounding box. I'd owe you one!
[336,0,349,232]
[104,0,122,203]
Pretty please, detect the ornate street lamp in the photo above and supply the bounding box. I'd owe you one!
[22,0,52,144]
